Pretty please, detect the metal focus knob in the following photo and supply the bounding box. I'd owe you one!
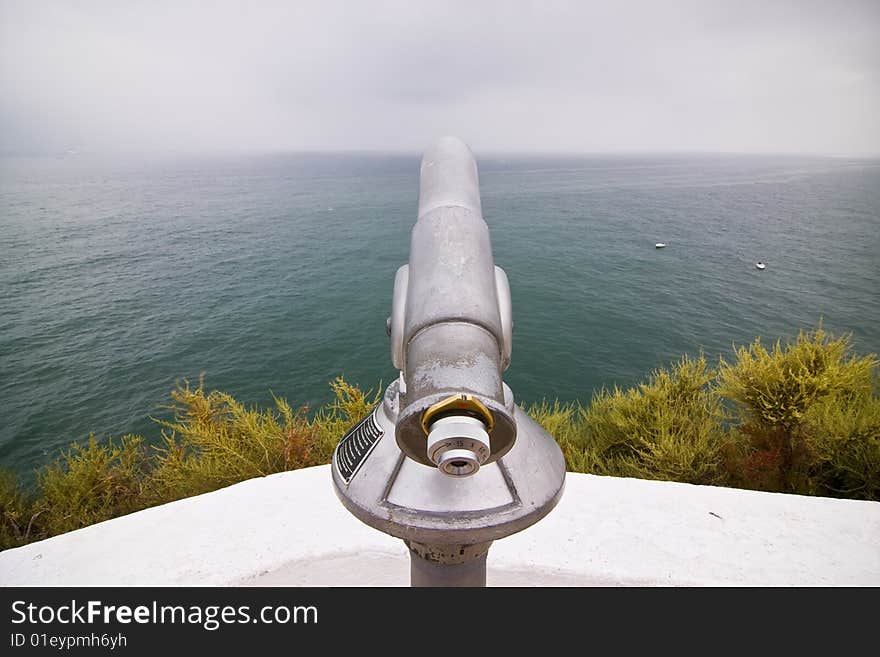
[426,415,490,477]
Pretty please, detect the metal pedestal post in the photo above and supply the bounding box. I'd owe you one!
[407,541,492,587]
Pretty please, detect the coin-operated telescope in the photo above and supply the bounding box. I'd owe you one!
[332,136,566,586]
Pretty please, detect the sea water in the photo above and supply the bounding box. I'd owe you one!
[1,152,878,475]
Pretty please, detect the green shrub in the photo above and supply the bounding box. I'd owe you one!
[526,399,589,471]
[717,327,878,494]
[36,435,151,537]
[2,328,878,553]
[0,469,38,549]
[150,379,319,500]
[151,376,379,501]
[717,327,876,432]
[309,377,383,465]
[0,377,378,551]
[803,391,880,500]
[559,354,726,485]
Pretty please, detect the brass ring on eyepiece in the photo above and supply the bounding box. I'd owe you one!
[420,393,495,435]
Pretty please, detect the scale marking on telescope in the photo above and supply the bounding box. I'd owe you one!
[334,406,384,484]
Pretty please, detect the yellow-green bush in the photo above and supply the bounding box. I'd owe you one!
[802,392,880,499]
[718,327,878,496]
[565,355,725,485]
[36,435,152,538]
[1,326,877,552]
[718,327,876,432]
[151,376,378,500]
[309,377,383,465]
[526,399,588,470]
[0,469,37,548]
[151,381,317,500]
[0,377,379,551]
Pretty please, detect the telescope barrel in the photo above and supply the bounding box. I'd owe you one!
[390,137,516,475]
[417,136,483,219]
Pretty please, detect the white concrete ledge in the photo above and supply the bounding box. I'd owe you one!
[1,465,878,586]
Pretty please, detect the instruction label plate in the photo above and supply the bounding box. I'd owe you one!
[334,407,384,484]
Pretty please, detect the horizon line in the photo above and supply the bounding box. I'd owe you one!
[3,147,879,160]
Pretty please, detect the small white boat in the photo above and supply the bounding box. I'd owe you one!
[756,262,766,270]
[655,242,666,249]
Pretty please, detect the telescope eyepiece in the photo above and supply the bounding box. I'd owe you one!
[426,415,490,478]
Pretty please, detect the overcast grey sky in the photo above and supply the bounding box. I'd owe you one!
[1,0,878,155]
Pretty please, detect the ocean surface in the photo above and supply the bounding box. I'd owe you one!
[1,152,878,477]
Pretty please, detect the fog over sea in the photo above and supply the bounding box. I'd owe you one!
[1,152,878,476]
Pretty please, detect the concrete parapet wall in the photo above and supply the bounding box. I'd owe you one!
[1,466,877,586]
